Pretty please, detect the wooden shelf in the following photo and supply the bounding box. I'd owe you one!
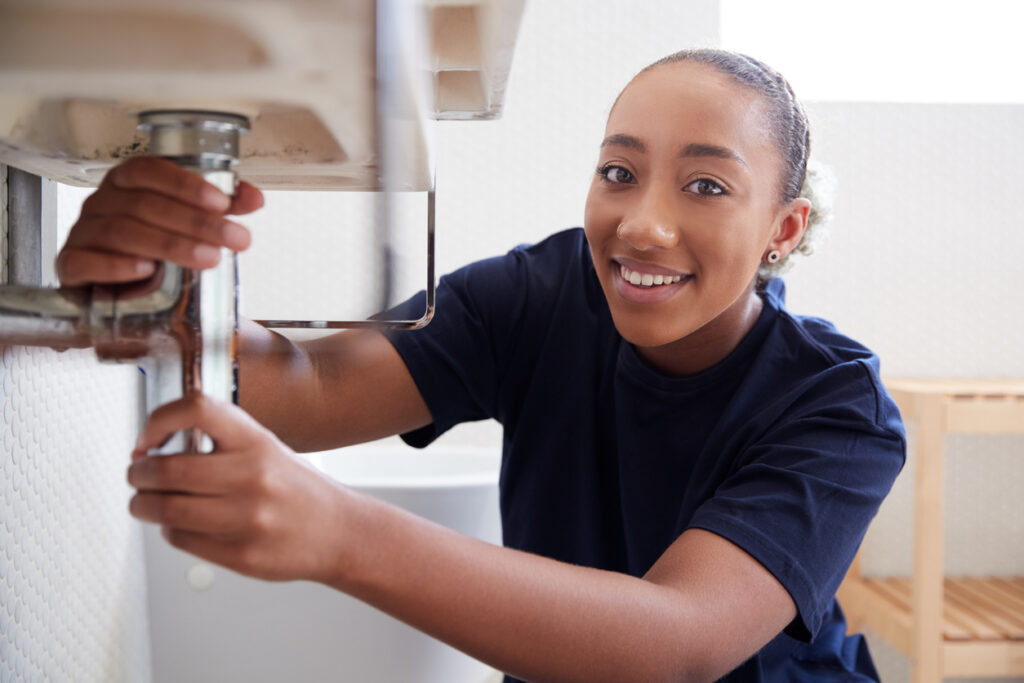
[839,378,1024,682]
[841,576,1024,677]
[843,576,1024,641]
[886,378,1024,435]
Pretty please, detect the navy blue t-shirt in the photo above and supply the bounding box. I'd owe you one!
[383,228,906,681]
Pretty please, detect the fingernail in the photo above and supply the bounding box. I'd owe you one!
[201,185,231,212]
[131,449,146,462]
[193,244,221,265]
[222,221,250,251]
[135,259,156,276]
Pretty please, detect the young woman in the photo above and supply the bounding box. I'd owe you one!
[58,49,905,682]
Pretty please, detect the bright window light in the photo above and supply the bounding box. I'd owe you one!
[721,0,1024,103]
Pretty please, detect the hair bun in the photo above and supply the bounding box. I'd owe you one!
[758,160,836,281]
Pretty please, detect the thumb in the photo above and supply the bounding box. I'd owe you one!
[135,394,268,454]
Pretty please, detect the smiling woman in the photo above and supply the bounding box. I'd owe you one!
[585,51,809,374]
[62,47,904,683]
[373,49,904,682]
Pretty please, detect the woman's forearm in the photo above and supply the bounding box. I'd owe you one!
[237,319,431,452]
[328,490,706,683]
[236,317,318,445]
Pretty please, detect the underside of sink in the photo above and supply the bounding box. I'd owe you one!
[0,0,524,190]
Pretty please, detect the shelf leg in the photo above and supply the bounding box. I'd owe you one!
[911,395,945,683]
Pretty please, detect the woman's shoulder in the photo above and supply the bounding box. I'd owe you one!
[443,228,589,288]
[510,226,588,253]
[447,227,604,317]
[506,227,592,273]
[757,280,902,436]
[762,279,879,368]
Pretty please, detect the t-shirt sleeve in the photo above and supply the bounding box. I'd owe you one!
[686,361,906,642]
[380,248,532,447]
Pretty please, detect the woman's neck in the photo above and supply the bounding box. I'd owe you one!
[634,287,764,377]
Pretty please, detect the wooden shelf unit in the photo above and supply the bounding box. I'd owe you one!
[838,379,1024,682]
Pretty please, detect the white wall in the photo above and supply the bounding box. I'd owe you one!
[721,0,1024,104]
[1,169,151,682]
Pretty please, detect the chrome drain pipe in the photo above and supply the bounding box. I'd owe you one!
[0,110,249,453]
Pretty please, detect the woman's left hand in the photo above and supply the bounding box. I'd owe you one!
[127,395,353,583]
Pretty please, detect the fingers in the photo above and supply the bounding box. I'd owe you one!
[101,158,265,216]
[127,395,335,584]
[129,491,253,535]
[135,394,272,455]
[57,156,262,288]
[127,451,254,495]
[66,215,229,271]
[58,222,220,287]
[229,181,264,216]
[102,156,232,212]
[56,248,157,286]
[78,186,251,251]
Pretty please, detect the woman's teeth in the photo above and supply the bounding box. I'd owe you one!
[620,265,684,287]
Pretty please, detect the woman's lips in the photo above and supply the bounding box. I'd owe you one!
[619,264,684,287]
[612,259,692,304]
[615,257,687,278]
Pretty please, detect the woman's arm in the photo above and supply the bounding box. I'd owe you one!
[237,320,432,451]
[332,496,796,683]
[128,396,796,683]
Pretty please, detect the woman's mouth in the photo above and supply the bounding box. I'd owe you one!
[619,264,685,287]
[612,260,692,304]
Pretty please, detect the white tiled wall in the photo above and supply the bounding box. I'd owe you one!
[1,170,151,682]
[0,346,150,683]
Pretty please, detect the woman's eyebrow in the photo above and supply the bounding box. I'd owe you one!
[601,133,647,153]
[680,143,748,168]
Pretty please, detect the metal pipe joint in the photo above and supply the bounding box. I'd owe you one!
[0,110,249,453]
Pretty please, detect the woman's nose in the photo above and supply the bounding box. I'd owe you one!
[616,197,679,251]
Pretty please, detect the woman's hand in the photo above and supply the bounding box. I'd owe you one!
[127,394,353,584]
[57,156,264,287]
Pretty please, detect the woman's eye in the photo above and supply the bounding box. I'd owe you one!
[598,165,635,184]
[684,178,726,197]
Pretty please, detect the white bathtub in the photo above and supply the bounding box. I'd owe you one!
[143,444,502,683]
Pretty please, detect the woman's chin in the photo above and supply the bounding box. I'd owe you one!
[611,317,693,350]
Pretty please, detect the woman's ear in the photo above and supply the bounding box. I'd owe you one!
[767,197,811,256]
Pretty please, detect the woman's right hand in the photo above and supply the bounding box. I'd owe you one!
[56,156,264,287]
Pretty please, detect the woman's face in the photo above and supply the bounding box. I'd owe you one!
[584,61,802,365]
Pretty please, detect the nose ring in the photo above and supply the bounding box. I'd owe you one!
[616,223,625,239]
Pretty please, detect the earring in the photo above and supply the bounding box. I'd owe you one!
[765,250,781,263]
